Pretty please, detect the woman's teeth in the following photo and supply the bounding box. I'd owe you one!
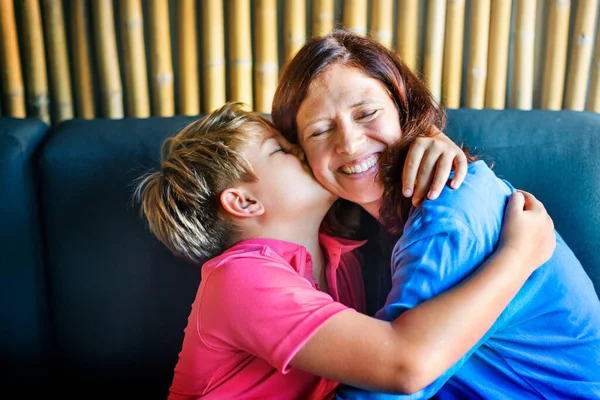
[341,155,379,175]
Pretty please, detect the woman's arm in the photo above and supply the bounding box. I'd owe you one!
[403,129,468,206]
[290,191,556,394]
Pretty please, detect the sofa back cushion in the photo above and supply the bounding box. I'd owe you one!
[38,117,202,397]
[0,117,50,389]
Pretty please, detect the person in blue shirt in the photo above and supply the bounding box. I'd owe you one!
[351,160,600,399]
[271,30,600,399]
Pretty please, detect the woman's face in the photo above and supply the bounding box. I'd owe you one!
[296,64,402,218]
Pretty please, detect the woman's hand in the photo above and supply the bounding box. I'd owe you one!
[403,129,468,207]
[499,190,556,272]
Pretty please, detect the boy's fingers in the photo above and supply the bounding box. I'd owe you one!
[517,190,554,227]
[450,153,468,189]
[507,191,526,213]
[517,190,539,211]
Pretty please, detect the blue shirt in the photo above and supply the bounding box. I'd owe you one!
[337,160,600,400]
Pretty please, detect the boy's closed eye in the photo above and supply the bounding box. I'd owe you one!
[271,146,287,155]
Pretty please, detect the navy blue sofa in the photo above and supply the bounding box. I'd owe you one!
[1,109,599,398]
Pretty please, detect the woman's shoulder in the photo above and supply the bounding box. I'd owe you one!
[425,160,510,211]
[402,160,510,239]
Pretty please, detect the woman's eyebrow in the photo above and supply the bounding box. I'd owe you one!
[302,116,329,127]
[351,99,369,107]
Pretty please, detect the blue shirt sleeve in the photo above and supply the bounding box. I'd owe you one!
[336,217,498,400]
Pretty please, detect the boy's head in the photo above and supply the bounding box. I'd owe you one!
[134,102,335,265]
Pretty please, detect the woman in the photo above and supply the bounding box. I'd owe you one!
[272,30,600,399]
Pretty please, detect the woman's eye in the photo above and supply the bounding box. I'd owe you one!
[310,128,330,138]
[358,110,378,120]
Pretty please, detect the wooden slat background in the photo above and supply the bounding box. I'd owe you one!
[0,0,598,125]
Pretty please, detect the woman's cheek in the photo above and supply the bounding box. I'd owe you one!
[306,154,332,187]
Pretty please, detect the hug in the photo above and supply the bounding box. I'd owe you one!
[134,31,600,399]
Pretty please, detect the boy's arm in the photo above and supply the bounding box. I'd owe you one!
[290,191,555,394]
[336,220,507,400]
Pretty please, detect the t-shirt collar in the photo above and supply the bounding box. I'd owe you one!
[227,234,366,272]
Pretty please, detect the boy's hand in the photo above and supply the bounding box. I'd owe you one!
[403,129,468,207]
[499,190,556,272]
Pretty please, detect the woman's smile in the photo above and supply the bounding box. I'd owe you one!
[338,153,380,176]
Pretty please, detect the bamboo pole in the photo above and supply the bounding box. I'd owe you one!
[120,0,150,118]
[284,0,306,62]
[313,0,334,37]
[371,0,393,48]
[229,0,253,107]
[148,0,175,116]
[343,0,367,36]
[564,0,598,111]
[21,0,50,123]
[254,0,278,113]
[587,13,600,113]
[0,0,26,118]
[92,0,123,119]
[485,0,511,109]
[70,0,95,119]
[541,0,571,110]
[202,0,226,112]
[176,0,199,115]
[512,0,537,110]
[41,0,73,123]
[442,0,465,109]
[423,0,447,102]
[465,0,491,109]
[396,0,419,71]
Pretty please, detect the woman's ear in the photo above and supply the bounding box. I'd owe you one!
[220,188,265,218]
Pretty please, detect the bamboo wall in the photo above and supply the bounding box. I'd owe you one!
[0,0,599,126]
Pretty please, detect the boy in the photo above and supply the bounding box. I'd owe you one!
[134,102,555,400]
[135,102,366,399]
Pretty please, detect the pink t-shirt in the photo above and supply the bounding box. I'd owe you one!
[168,233,366,400]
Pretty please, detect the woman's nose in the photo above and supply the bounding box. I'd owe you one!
[335,123,365,155]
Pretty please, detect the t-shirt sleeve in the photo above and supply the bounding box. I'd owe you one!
[337,218,498,400]
[198,253,353,373]
[382,219,495,399]
[382,218,482,319]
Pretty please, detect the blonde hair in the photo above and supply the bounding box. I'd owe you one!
[133,102,274,264]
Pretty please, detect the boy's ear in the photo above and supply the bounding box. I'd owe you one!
[220,188,265,218]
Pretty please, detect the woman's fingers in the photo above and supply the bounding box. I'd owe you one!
[402,140,426,198]
[412,146,442,205]
[402,133,467,206]
[450,152,468,190]
[427,154,455,201]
